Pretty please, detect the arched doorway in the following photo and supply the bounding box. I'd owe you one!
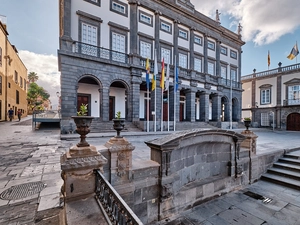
[287,113,300,131]
[232,98,239,122]
[221,96,229,122]
[77,76,100,117]
[109,81,127,120]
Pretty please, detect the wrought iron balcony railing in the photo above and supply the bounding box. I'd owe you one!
[95,170,143,225]
[73,41,129,63]
[283,98,300,106]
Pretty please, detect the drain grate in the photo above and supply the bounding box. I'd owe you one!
[0,181,46,200]
[244,191,272,204]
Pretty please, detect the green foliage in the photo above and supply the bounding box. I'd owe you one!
[27,82,50,110]
[115,111,121,119]
[77,104,88,116]
[28,72,39,83]
[244,117,251,121]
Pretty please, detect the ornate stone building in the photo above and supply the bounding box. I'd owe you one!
[0,16,28,122]
[58,0,245,131]
[242,63,300,131]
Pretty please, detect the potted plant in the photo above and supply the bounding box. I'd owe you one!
[72,103,94,147]
[243,117,251,130]
[113,111,125,138]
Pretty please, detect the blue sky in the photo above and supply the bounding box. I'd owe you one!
[1,0,300,103]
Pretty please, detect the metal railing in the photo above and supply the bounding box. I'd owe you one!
[73,42,129,64]
[32,110,61,130]
[219,78,241,88]
[95,170,143,225]
[283,98,300,106]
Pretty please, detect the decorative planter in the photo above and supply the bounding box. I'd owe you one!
[72,116,94,147]
[113,118,125,137]
[244,120,251,130]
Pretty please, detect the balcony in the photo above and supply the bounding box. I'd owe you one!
[283,98,300,106]
[73,41,129,64]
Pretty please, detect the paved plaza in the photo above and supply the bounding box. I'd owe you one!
[0,116,300,224]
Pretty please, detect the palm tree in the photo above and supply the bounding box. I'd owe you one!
[28,72,39,83]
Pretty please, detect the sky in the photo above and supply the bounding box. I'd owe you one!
[1,0,300,106]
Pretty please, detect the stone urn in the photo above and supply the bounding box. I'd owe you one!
[113,118,125,137]
[244,120,251,130]
[72,116,94,147]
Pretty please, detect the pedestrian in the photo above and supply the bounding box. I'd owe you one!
[17,109,22,121]
[8,108,14,122]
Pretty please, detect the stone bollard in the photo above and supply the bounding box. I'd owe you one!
[61,144,107,200]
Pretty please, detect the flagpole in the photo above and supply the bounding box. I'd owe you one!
[154,50,157,132]
[147,88,149,132]
[161,58,164,132]
[174,56,177,131]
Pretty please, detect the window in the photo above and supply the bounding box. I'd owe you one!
[112,1,125,14]
[81,22,97,56]
[20,76,23,88]
[0,47,2,66]
[194,58,202,72]
[288,85,300,105]
[161,48,171,64]
[84,0,100,6]
[140,41,151,59]
[112,32,126,62]
[16,90,19,104]
[221,46,227,55]
[261,89,270,104]
[208,41,215,50]
[0,76,2,95]
[15,71,18,83]
[194,36,202,45]
[261,113,270,126]
[230,68,237,81]
[179,29,188,39]
[139,12,152,26]
[221,65,227,79]
[179,53,187,69]
[160,21,171,33]
[24,78,26,90]
[208,62,215,75]
[230,50,237,59]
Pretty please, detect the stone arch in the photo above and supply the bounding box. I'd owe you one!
[286,112,300,131]
[221,96,229,121]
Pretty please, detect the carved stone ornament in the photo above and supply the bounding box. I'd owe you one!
[61,154,107,171]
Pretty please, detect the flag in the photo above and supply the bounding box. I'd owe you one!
[165,63,170,91]
[287,43,299,60]
[268,50,270,67]
[152,51,158,91]
[160,58,165,91]
[145,58,150,90]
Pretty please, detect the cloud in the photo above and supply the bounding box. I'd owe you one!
[18,50,60,107]
[193,0,300,46]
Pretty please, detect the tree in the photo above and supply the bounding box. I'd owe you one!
[27,83,50,111]
[28,72,39,83]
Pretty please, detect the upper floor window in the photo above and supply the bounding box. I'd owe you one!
[221,65,227,79]
[82,23,97,46]
[261,89,270,104]
[16,90,19,104]
[20,76,23,88]
[208,61,215,75]
[221,46,227,55]
[160,21,172,33]
[15,71,18,84]
[288,85,300,105]
[84,0,100,6]
[179,53,187,69]
[140,41,151,59]
[208,41,215,50]
[24,78,27,90]
[161,48,171,64]
[230,68,237,81]
[0,47,2,66]
[194,36,202,45]
[139,12,152,26]
[179,29,188,40]
[110,0,127,16]
[112,32,126,62]
[194,58,202,72]
[230,50,237,59]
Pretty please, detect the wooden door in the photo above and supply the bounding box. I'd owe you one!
[287,113,300,131]
[179,103,184,121]
[163,102,168,121]
[109,97,115,120]
[77,95,90,116]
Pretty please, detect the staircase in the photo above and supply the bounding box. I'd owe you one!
[89,118,142,133]
[261,149,300,190]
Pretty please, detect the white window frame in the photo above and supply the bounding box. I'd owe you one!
[288,85,300,105]
[221,65,227,79]
[140,41,151,59]
[112,1,125,14]
[208,61,215,75]
[194,36,202,45]
[230,50,237,59]
[230,68,237,81]
[112,32,126,62]
[161,22,171,33]
[261,89,271,104]
[194,58,202,72]
[208,41,215,50]
[261,113,270,126]
[179,30,187,39]
[140,13,151,25]
[161,48,171,64]
[179,53,187,69]
[221,46,227,55]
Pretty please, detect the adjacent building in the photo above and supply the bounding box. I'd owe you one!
[58,0,245,132]
[242,62,300,131]
[0,16,28,122]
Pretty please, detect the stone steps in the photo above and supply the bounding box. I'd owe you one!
[261,149,300,190]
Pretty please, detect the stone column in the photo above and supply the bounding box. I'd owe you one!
[102,86,110,121]
[129,1,138,55]
[200,92,209,122]
[203,35,208,74]
[216,40,221,77]
[212,94,221,121]
[131,74,141,122]
[185,89,196,122]
[189,28,195,70]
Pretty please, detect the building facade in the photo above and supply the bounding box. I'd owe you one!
[0,17,28,122]
[242,63,300,131]
[58,0,245,132]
